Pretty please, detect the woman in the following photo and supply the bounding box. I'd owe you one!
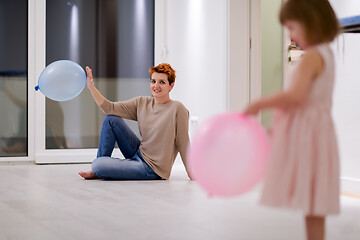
[79,63,192,180]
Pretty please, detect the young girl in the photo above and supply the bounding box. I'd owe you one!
[244,1,340,239]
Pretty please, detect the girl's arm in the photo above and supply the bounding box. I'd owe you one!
[244,50,324,115]
[86,66,107,106]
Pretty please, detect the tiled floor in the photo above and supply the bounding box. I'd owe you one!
[0,162,359,240]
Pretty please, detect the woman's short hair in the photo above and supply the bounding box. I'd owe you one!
[149,63,176,85]
[279,0,340,45]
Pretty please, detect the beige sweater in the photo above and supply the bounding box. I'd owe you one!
[99,96,190,180]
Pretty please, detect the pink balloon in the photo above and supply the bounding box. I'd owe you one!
[188,113,270,197]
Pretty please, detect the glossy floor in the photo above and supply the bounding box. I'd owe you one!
[0,162,359,240]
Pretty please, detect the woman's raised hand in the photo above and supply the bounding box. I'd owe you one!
[86,66,95,89]
[85,66,106,106]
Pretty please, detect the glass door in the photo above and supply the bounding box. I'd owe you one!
[0,0,29,159]
[35,0,155,163]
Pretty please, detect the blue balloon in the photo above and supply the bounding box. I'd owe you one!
[35,60,86,101]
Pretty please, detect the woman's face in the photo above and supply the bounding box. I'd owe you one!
[150,72,174,99]
[284,20,309,49]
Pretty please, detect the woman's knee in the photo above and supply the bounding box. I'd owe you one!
[103,115,126,132]
[103,115,125,127]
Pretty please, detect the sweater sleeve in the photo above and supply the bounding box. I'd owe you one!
[99,97,139,121]
[175,104,190,174]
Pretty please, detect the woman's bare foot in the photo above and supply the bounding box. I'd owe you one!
[78,170,100,179]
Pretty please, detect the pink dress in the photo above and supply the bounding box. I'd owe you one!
[260,44,340,216]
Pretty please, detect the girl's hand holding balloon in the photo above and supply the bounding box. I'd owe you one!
[244,102,261,116]
[187,171,194,181]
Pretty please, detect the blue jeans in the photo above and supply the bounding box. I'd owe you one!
[92,115,162,180]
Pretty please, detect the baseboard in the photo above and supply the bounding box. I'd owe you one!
[341,177,360,197]
[0,160,34,165]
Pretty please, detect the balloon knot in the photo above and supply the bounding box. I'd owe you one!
[35,85,39,91]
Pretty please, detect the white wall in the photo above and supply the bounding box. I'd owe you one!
[329,0,360,19]
[329,0,360,193]
[155,0,229,139]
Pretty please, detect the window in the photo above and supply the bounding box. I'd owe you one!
[0,0,28,157]
[45,0,154,149]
